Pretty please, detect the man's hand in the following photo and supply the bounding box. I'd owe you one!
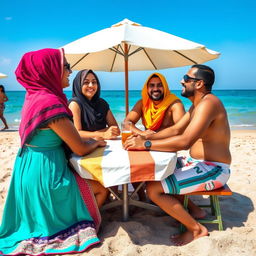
[124,134,146,151]
[141,129,156,139]
[131,129,155,139]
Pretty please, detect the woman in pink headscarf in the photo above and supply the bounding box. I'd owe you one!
[0,48,107,255]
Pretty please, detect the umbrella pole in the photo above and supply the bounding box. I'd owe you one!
[124,43,129,116]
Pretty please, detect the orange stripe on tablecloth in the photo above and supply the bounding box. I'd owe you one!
[79,147,105,185]
[128,151,155,182]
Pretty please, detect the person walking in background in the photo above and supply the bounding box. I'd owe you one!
[0,85,9,130]
[0,48,106,255]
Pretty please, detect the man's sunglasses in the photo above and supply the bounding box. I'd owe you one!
[64,63,72,72]
[183,74,202,83]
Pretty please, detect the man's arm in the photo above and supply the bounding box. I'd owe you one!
[146,107,192,140]
[124,100,146,135]
[170,100,186,124]
[124,98,217,152]
[159,100,185,131]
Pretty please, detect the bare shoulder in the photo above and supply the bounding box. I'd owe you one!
[132,99,143,111]
[207,93,222,102]
[48,116,72,128]
[69,101,81,111]
[169,99,184,110]
[167,99,185,118]
[193,94,228,125]
[199,94,224,109]
[135,99,142,107]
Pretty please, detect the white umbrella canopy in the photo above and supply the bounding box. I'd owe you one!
[0,72,7,79]
[61,19,220,114]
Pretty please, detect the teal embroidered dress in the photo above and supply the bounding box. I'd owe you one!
[0,129,101,255]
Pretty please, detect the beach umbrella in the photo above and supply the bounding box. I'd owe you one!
[61,19,220,115]
[0,72,7,79]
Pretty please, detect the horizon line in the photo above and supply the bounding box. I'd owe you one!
[4,89,256,92]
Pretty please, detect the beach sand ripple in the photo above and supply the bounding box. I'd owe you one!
[0,130,256,256]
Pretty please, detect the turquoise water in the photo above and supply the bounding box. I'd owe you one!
[2,90,256,130]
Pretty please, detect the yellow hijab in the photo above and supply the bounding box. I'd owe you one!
[141,73,179,131]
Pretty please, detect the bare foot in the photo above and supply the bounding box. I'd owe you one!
[171,223,208,246]
[190,208,207,219]
[1,126,8,131]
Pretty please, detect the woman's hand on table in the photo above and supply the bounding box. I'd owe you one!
[92,136,105,141]
[84,138,106,147]
[97,139,107,147]
[124,134,146,151]
[103,126,120,139]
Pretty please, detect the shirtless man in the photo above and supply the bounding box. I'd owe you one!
[124,73,185,200]
[125,73,185,136]
[124,65,231,245]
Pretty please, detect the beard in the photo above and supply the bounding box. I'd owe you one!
[148,91,164,101]
[181,86,195,98]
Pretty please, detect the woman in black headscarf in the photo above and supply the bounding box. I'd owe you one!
[69,69,120,139]
[69,70,120,206]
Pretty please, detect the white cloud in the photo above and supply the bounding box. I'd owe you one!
[0,57,12,65]
[4,17,12,21]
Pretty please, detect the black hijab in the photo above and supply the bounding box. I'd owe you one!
[69,69,109,131]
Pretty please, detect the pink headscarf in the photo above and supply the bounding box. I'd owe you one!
[15,48,73,147]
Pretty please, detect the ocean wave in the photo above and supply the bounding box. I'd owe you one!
[230,124,256,130]
[231,124,255,127]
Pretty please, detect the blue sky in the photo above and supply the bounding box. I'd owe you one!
[0,0,255,91]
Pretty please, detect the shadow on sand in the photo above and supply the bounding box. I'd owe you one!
[98,191,253,246]
[0,129,18,133]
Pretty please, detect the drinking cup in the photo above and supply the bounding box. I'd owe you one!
[121,121,132,145]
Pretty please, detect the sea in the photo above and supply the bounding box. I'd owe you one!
[2,90,256,130]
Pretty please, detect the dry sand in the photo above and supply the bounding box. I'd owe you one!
[0,130,256,256]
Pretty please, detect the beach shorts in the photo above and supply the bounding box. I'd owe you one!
[0,103,4,113]
[161,156,230,195]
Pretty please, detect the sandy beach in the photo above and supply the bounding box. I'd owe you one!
[0,130,255,256]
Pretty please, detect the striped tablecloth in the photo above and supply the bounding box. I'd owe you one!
[70,139,177,188]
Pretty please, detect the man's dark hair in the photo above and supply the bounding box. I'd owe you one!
[192,64,215,91]
[147,74,161,86]
[147,74,159,84]
[150,74,159,79]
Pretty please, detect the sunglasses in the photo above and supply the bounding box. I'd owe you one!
[64,62,71,72]
[83,80,98,86]
[183,74,202,83]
